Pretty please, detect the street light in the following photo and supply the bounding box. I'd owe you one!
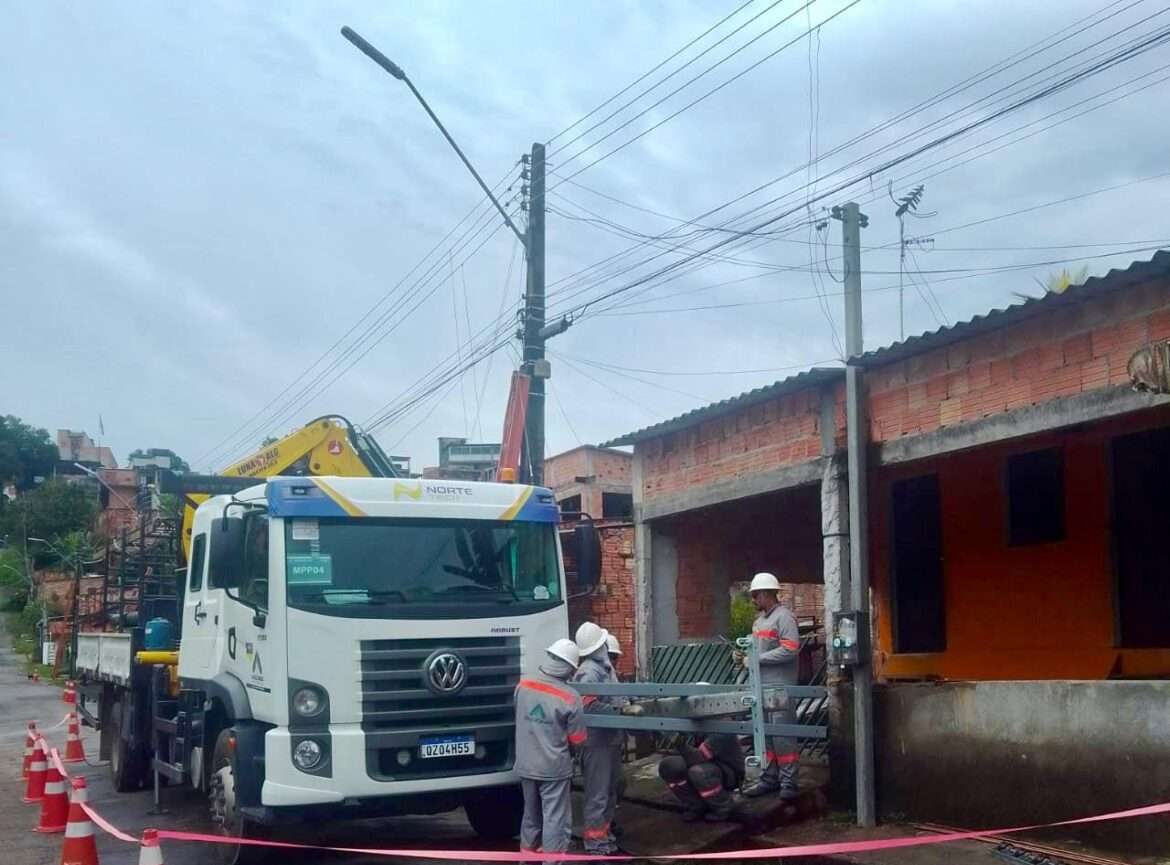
[72,463,138,512]
[340,26,527,248]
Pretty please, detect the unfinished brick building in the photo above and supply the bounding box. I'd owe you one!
[604,251,1170,854]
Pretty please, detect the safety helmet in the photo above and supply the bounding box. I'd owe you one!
[749,572,782,593]
[575,621,610,656]
[605,633,622,656]
[546,638,580,669]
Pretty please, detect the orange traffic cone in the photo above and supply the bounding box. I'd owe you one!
[21,722,37,779]
[138,829,164,865]
[59,777,100,865]
[35,755,69,833]
[63,681,77,707]
[23,738,48,803]
[63,714,86,764]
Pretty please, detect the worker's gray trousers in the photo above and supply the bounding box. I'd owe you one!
[581,744,619,852]
[520,777,571,858]
[762,700,799,790]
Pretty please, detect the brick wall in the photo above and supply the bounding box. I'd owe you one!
[546,447,632,518]
[639,388,828,502]
[866,279,1170,441]
[564,523,637,678]
[664,486,824,638]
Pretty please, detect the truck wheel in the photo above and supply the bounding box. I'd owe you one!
[464,785,523,840]
[209,728,268,865]
[109,697,145,793]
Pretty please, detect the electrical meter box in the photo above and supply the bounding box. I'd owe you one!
[831,609,869,667]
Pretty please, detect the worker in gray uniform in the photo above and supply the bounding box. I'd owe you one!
[605,633,628,839]
[573,621,624,855]
[657,732,746,822]
[737,572,802,799]
[514,638,587,860]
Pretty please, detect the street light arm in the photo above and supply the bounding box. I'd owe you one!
[340,26,528,248]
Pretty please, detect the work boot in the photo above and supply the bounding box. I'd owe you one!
[740,778,781,798]
[779,784,800,801]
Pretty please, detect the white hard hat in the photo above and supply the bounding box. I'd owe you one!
[575,621,609,656]
[605,633,622,655]
[749,572,782,593]
[546,638,580,669]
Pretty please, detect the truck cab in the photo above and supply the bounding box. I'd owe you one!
[173,475,588,857]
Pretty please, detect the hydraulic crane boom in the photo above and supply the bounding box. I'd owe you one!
[166,415,399,559]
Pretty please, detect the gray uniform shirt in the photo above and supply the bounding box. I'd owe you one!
[572,651,622,749]
[514,667,586,780]
[752,604,801,685]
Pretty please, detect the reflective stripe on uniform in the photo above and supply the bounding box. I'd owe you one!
[766,751,799,765]
[698,741,713,760]
[568,730,587,745]
[518,678,576,704]
[583,824,611,839]
[698,784,723,798]
[779,639,800,650]
[753,629,779,638]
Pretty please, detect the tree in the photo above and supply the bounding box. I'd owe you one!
[128,448,190,473]
[0,415,58,492]
[0,480,95,566]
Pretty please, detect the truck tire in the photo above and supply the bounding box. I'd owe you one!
[109,697,145,793]
[208,728,268,865]
[464,785,523,840]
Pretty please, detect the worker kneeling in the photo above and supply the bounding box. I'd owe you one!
[515,638,587,860]
[659,732,745,823]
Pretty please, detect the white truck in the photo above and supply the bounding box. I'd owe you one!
[76,475,598,863]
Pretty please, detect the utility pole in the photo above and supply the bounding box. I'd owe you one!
[832,201,876,828]
[522,143,548,486]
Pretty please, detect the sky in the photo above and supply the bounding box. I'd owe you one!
[3,0,1170,473]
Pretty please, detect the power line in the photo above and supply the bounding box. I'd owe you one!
[548,0,788,160]
[545,0,760,146]
[199,165,520,468]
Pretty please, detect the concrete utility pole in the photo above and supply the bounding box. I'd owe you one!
[522,143,548,486]
[832,201,876,827]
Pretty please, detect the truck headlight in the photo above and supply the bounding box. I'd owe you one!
[293,739,323,770]
[292,686,324,718]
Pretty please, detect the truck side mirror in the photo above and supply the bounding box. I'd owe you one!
[574,523,601,590]
[209,517,246,589]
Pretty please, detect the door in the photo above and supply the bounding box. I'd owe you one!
[179,532,217,675]
[1111,426,1170,648]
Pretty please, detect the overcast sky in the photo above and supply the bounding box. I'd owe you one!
[4,0,1169,472]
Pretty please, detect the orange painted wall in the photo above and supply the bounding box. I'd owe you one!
[872,407,1170,681]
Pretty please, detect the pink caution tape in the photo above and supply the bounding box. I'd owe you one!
[81,803,138,843]
[143,801,1170,861]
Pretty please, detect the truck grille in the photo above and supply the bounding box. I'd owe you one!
[358,636,520,781]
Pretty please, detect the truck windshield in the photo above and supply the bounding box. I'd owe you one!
[284,517,562,618]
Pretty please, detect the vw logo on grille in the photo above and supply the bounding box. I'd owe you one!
[424,651,467,695]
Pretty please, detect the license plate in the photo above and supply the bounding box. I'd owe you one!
[419,736,474,759]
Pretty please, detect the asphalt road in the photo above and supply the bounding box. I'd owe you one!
[0,616,515,865]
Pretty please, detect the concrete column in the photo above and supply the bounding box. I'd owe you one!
[820,386,855,807]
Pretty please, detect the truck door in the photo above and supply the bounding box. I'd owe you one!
[180,531,217,675]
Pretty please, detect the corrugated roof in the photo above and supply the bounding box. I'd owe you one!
[857,249,1170,367]
[598,251,1170,448]
[600,367,844,447]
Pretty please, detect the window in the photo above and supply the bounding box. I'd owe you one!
[189,534,206,592]
[602,492,633,520]
[891,474,946,654]
[559,494,582,520]
[242,517,269,609]
[284,518,561,619]
[1007,447,1065,546]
